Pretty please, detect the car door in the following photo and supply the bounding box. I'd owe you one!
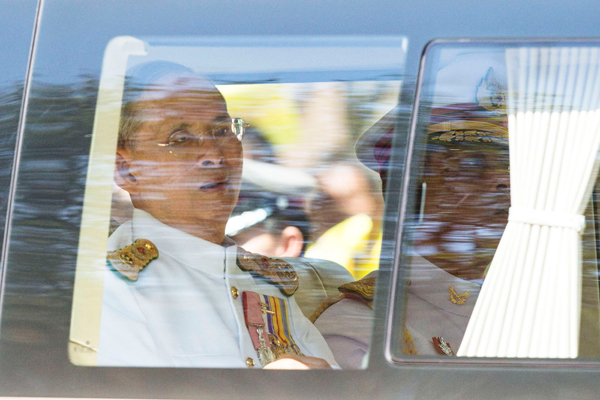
[1,1,600,399]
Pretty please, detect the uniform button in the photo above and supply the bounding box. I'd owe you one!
[246,357,255,368]
[231,286,239,299]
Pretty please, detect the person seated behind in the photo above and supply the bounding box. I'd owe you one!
[305,162,384,280]
[227,125,312,259]
[227,129,355,317]
[98,61,338,369]
[230,190,310,259]
[313,54,511,367]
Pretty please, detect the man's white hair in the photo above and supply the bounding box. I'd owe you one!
[118,61,217,149]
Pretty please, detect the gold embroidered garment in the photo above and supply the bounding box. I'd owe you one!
[237,248,299,296]
[106,238,158,281]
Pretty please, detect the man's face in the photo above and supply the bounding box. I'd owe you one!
[413,142,510,279]
[118,83,243,238]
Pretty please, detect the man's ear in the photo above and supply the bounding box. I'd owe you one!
[114,148,139,196]
[277,226,304,258]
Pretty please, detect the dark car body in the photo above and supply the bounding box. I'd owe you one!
[1,1,600,399]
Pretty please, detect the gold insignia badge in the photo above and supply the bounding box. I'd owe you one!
[338,276,376,308]
[107,239,158,281]
[236,248,298,296]
[309,275,377,323]
[448,286,470,305]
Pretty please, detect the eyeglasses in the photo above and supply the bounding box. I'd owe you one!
[157,118,249,156]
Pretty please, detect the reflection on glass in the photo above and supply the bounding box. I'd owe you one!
[396,43,600,360]
[69,36,405,369]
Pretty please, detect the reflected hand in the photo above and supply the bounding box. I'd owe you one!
[263,353,332,370]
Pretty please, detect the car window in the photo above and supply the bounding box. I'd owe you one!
[58,36,406,369]
[5,0,600,397]
[389,39,600,364]
[0,0,38,278]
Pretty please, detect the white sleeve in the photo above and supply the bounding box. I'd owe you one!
[313,298,373,369]
[287,295,340,368]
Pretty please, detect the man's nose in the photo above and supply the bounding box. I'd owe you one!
[198,138,225,167]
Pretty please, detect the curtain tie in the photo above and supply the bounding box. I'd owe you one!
[508,207,586,233]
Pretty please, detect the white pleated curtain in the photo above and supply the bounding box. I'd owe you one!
[457,46,600,358]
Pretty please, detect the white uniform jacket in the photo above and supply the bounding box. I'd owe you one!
[97,209,338,368]
[314,254,481,368]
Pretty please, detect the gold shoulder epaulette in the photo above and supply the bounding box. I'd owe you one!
[338,276,376,308]
[107,239,158,281]
[309,276,377,323]
[236,248,298,296]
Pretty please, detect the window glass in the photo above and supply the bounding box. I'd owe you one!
[390,40,600,363]
[68,36,406,369]
[0,0,38,273]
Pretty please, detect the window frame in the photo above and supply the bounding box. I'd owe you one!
[385,37,600,369]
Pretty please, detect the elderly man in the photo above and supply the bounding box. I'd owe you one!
[97,61,338,369]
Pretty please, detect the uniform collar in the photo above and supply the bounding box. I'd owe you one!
[408,253,481,318]
[131,208,237,276]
